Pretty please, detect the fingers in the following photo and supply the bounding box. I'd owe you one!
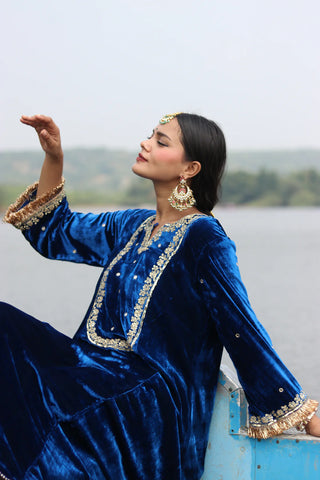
[20,114,55,129]
[20,115,59,134]
[20,114,60,140]
[39,129,49,139]
[39,129,57,147]
[20,114,62,157]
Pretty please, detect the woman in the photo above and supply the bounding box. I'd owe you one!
[2,113,319,479]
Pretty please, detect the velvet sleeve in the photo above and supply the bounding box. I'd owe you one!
[197,227,318,438]
[3,181,142,267]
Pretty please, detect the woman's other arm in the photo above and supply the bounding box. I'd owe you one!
[196,221,319,438]
[20,115,63,198]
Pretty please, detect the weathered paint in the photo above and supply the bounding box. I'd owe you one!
[201,366,320,480]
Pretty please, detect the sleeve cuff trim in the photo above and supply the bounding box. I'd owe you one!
[3,179,65,231]
[248,398,319,439]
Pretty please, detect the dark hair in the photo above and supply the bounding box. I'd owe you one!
[176,113,226,214]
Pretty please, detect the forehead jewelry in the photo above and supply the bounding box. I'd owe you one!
[159,112,182,124]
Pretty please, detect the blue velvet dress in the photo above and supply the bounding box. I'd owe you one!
[1,182,318,480]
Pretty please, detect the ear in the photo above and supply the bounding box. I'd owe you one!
[181,161,201,180]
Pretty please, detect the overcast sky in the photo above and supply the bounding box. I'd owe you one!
[1,0,319,152]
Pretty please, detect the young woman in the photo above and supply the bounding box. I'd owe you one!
[2,113,319,480]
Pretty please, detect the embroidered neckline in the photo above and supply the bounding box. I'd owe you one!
[138,213,204,254]
[86,212,203,351]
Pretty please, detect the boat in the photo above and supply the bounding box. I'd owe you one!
[201,366,320,479]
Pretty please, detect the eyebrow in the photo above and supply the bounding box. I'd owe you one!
[153,129,172,141]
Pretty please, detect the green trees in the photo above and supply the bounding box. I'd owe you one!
[1,148,320,209]
[221,169,320,206]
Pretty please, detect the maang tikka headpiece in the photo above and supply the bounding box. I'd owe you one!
[159,112,182,124]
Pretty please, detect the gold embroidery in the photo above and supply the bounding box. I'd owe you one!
[3,179,65,231]
[249,391,307,428]
[129,216,201,346]
[248,397,319,439]
[86,214,203,351]
[137,214,202,254]
[0,470,12,480]
[86,217,150,352]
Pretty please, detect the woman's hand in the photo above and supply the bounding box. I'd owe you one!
[20,115,63,161]
[20,115,64,197]
[305,414,320,436]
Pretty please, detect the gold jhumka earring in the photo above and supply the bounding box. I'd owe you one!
[159,112,195,211]
[168,177,196,211]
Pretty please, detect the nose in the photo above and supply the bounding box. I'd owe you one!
[140,138,151,151]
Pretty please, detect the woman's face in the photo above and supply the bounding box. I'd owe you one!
[132,118,188,184]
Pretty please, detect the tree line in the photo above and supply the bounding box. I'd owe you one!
[1,169,320,210]
[111,168,320,207]
[221,169,320,206]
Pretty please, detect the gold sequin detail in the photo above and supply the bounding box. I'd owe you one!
[248,397,318,439]
[249,391,307,428]
[137,214,201,254]
[86,218,148,351]
[86,214,202,350]
[0,469,12,480]
[3,179,65,231]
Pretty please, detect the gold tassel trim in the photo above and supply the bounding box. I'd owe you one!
[3,178,65,231]
[248,398,319,439]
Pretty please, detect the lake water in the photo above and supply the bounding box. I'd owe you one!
[1,206,320,400]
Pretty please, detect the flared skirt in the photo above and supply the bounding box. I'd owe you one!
[0,302,182,480]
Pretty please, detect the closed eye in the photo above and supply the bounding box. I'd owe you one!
[147,128,171,147]
[147,131,168,147]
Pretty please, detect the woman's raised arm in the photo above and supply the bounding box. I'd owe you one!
[20,115,63,198]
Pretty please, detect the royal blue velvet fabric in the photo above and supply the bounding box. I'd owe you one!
[0,197,303,479]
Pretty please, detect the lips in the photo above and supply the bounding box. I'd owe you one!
[136,153,147,162]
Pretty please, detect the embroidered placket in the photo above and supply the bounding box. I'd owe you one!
[86,214,202,351]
